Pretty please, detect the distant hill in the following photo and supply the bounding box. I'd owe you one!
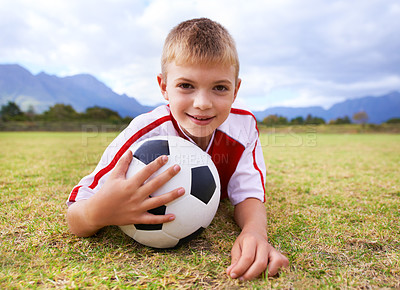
[0,64,153,117]
[1,64,399,123]
[253,91,400,124]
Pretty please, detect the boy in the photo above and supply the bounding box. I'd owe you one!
[67,18,288,281]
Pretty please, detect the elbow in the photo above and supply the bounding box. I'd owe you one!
[66,203,97,237]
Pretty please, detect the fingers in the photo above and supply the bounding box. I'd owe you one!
[240,243,269,280]
[267,250,289,277]
[226,242,242,278]
[138,211,176,225]
[143,187,185,210]
[139,162,181,194]
[131,155,171,186]
[228,243,289,281]
[129,186,185,226]
[111,150,133,178]
[228,238,257,280]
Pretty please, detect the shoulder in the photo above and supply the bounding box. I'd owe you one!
[226,103,258,125]
[131,104,170,122]
[218,106,259,145]
[229,102,256,118]
[229,107,258,122]
[126,105,171,129]
[110,105,173,148]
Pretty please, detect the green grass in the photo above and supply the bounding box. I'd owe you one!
[1,131,399,288]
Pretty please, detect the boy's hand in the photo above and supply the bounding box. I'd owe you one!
[70,150,185,236]
[226,229,289,281]
[225,198,289,281]
[90,150,185,227]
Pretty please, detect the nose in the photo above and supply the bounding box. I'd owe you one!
[193,91,212,110]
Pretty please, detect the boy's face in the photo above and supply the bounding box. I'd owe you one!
[158,62,241,149]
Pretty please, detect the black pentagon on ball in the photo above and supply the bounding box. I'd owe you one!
[134,205,166,230]
[133,139,170,165]
[190,166,216,204]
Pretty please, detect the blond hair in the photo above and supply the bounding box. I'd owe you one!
[161,18,239,82]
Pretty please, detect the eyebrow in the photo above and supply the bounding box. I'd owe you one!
[214,79,233,85]
[174,77,233,86]
[174,77,193,83]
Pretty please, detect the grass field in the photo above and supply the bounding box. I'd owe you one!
[1,131,399,288]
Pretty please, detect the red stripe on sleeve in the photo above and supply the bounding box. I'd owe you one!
[88,115,171,190]
[230,107,254,117]
[69,185,82,203]
[230,108,260,135]
[252,140,266,202]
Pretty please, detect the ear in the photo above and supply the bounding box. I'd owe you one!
[233,78,241,102]
[157,73,169,101]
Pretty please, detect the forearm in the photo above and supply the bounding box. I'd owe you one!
[67,199,103,237]
[234,198,268,236]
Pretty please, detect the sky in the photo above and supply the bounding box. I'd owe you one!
[1,0,399,110]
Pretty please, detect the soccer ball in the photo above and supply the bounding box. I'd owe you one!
[119,136,221,248]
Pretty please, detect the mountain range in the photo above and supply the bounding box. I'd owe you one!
[0,64,153,117]
[253,91,400,124]
[1,64,399,123]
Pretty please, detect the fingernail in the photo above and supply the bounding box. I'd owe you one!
[168,215,175,221]
[177,188,185,195]
[162,155,168,162]
[173,164,181,172]
[230,272,238,279]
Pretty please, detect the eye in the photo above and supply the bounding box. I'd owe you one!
[214,85,228,92]
[178,83,194,89]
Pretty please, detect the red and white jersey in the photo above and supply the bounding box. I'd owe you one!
[67,105,266,206]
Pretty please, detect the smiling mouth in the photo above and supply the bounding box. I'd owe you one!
[191,115,213,120]
[187,113,215,123]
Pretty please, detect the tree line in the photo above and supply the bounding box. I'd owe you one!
[1,101,400,125]
[262,111,400,126]
[0,102,133,123]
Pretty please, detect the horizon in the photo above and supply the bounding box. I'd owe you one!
[2,62,398,113]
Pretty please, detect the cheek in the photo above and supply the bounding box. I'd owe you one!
[169,99,186,117]
[171,94,189,107]
[219,100,234,113]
